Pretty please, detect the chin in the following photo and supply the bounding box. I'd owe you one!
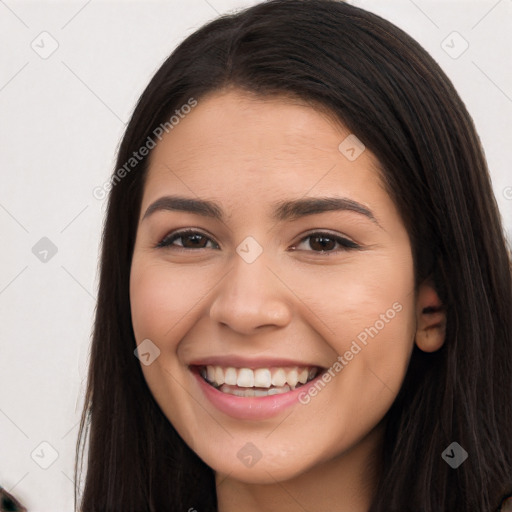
[203,442,321,484]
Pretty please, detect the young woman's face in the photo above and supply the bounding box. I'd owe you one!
[130,88,417,483]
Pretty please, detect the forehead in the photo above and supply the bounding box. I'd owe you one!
[151,88,359,161]
[142,88,389,219]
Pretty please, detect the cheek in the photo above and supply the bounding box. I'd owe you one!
[288,248,416,350]
[298,250,416,418]
[129,259,207,344]
[130,265,171,343]
[329,253,416,421]
[129,259,207,437]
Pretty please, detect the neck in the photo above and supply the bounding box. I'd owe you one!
[215,421,384,512]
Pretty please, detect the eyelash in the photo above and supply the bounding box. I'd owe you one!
[155,228,360,254]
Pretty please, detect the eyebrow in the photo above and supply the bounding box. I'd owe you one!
[142,194,381,227]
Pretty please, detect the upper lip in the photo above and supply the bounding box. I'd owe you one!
[188,356,325,369]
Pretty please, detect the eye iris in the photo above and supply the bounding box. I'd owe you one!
[310,235,336,251]
[182,233,207,248]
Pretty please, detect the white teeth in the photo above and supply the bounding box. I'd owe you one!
[286,368,299,387]
[215,366,224,386]
[271,368,287,387]
[237,368,254,387]
[219,383,292,397]
[201,364,321,392]
[298,368,309,384]
[224,367,237,386]
[254,368,271,387]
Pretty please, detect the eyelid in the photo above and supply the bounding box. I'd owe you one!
[155,228,218,249]
[290,230,360,252]
[293,228,358,245]
[156,228,361,253]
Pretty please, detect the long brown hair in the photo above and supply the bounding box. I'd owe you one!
[75,1,512,510]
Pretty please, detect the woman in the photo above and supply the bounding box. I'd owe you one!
[75,1,512,510]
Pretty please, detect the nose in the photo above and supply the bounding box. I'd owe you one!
[208,250,293,334]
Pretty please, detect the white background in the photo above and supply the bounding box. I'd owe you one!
[0,1,510,511]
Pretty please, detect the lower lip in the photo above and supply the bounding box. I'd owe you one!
[192,368,324,420]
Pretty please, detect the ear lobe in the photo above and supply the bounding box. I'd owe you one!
[415,278,446,353]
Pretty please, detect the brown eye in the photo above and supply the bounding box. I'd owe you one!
[156,230,218,250]
[291,232,360,254]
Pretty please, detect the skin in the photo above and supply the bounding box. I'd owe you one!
[129,87,446,512]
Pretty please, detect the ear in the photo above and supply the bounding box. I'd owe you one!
[414,278,446,353]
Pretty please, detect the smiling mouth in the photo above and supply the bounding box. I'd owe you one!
[195,365,322,397]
